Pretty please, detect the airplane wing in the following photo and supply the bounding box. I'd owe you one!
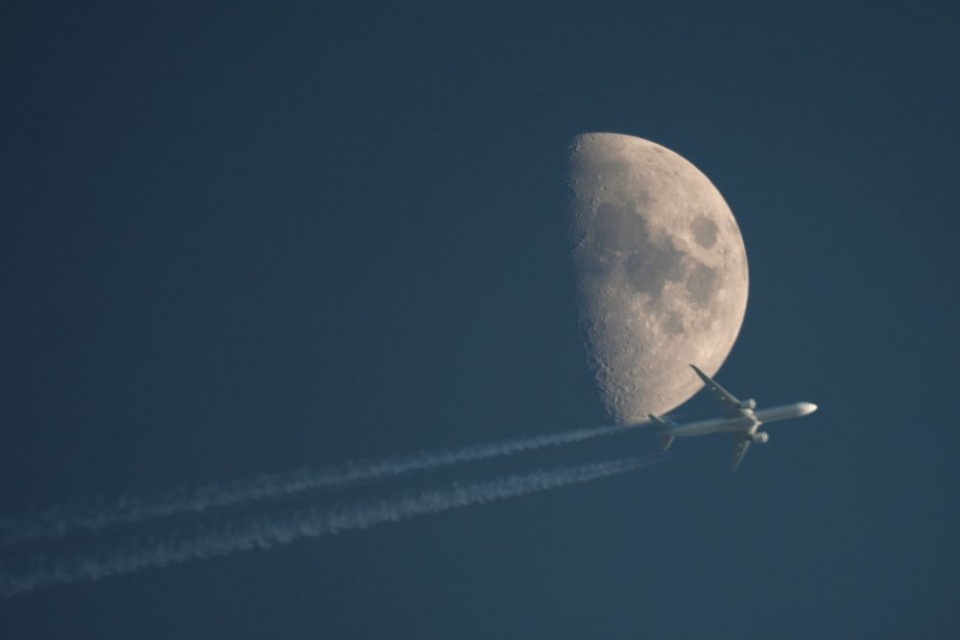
[731,436,751,472]
[690,365,742,414]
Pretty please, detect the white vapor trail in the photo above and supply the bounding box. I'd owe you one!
[0,455,663,598]
[0,422,640,548]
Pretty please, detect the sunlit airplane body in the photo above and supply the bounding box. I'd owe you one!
[650,365,818,472]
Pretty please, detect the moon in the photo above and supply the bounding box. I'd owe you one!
[567,133,749,422]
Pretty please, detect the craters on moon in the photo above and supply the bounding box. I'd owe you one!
[567,133,749,421]
[691,215,719,249]
[591,203,720,313]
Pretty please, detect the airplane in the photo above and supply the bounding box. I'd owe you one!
[649,365,818,472]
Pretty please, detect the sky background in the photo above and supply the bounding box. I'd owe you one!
[1,3,958,638]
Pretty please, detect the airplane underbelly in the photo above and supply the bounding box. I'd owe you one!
[677,419,732,437]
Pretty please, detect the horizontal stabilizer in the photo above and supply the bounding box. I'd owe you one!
[659,433,675,452]
[649,414,677,452]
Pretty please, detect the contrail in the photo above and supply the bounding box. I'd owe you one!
[0,422,641,548]
[0,454,663,598]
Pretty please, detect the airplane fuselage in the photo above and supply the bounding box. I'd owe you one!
[669,402,818,438]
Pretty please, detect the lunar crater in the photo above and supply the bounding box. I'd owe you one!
[691,215,719,249]
[594,203,649,252]
[623,238,685,299]
[685,263,720,306]
[662,312,685,335]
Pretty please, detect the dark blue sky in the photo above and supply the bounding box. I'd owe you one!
[1,3,958,638]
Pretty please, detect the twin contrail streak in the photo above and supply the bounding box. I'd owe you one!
[0,455,662,597]
[0,423,641,548]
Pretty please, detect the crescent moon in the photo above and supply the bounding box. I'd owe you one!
[567,133,749,422]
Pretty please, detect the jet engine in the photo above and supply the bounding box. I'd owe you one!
[740,398,757,411]
[749,432,769,444]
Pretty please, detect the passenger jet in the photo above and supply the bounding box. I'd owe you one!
[649,365,818,472]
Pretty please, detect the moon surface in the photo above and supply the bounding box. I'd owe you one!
[567,133,749,422]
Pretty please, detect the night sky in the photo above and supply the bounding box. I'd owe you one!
[1,3,958,638]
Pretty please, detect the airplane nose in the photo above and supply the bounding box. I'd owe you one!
[802,402,818,415]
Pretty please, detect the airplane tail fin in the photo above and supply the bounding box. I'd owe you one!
[649,414,677,452]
